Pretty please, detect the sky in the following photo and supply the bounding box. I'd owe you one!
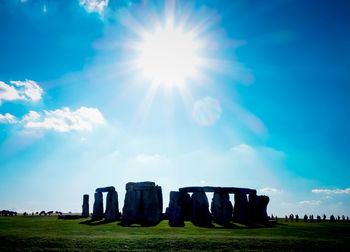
[0,0,349,217]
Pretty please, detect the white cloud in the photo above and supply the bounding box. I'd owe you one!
[24,107,105,132]
[0,81,22,103]
[79,0,109,13]
[312,188,350,195]
[0,80,43,104]
[0,113,17,124]
[297,200,321,205]
[259,187,281,194]
[22,111,41,122]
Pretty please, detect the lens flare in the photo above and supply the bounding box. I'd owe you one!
[192,96,222,126]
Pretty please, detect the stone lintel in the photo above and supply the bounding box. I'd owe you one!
[96,186,116,193]
[125,181,156,191]
[179,186,256,195]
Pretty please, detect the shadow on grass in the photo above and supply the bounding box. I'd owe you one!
[79,219,118,225]
[79,218,278,229]
[212,222,277,230]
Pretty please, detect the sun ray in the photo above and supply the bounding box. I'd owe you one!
[133,81,161,127]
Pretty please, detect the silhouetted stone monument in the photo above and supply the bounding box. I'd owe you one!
[96,186,115,193]
[122,181,163,226]
[105,190,120,221]
[177,186,266,225]
[168,191,190,227]
[211,192,233,226]
[233,191,249,223]
[256,195,269,221]
[92,192,103,220]
[191,191,212,227]
[82,194,89,218]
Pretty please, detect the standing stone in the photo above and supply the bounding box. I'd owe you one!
[211,192,233,226]
[122,182,163,226]
[183,192,192,221]
[191,191,212,227]
[105,191,120,221]
[82,194,89,218]
[92,192,103,220]
[122,188,142,224]
[248,193,257,221]
[142,185,162,225]
[233,191,249,223]
[254,195,269,222]
[168,191,191,227]
[156,185,163,218]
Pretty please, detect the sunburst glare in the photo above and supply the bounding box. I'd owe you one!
[136,24,202,86]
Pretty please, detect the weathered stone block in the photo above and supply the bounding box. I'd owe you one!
[191,191,212,227]
[92,192,103,220]
[82,194,89,218]
[122,182,162,226]
[96,186,115,193]
[254,195,270,222]
[105,191,120,221]
[168,191,191,227]
[233,191,249,223]
[211,192,233,226]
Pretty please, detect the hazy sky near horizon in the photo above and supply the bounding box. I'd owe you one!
[0,0,349,216]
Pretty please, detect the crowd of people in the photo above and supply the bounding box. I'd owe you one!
[279,213,350,222]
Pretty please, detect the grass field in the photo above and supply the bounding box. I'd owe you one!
[0,216,349,251]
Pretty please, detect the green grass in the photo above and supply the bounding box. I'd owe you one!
[0,216,349,251]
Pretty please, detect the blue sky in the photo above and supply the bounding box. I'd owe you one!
[0,0,349,216]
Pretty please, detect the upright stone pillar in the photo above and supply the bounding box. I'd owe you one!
[248,193,257,221]
[211,192,233,226]
[233,191,249,223]
[82,194,89,218]
[191,191,211,227]
[142,185,162,225]
[122,182,163,226]
[92,192,103,220]
[105,191,120,221]
[168,191,190,227]
[254,195,269,222]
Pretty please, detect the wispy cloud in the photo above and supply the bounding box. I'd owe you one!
[24,107,105,132]
[0,113,17,124]
[297,200,321,205]
[0,80,43,104]
[312,188,350,195]
[79,0,109,14]
[259,187,282,194]
[230,143,254,153]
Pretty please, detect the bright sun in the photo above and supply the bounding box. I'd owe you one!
[137,25,202,86]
